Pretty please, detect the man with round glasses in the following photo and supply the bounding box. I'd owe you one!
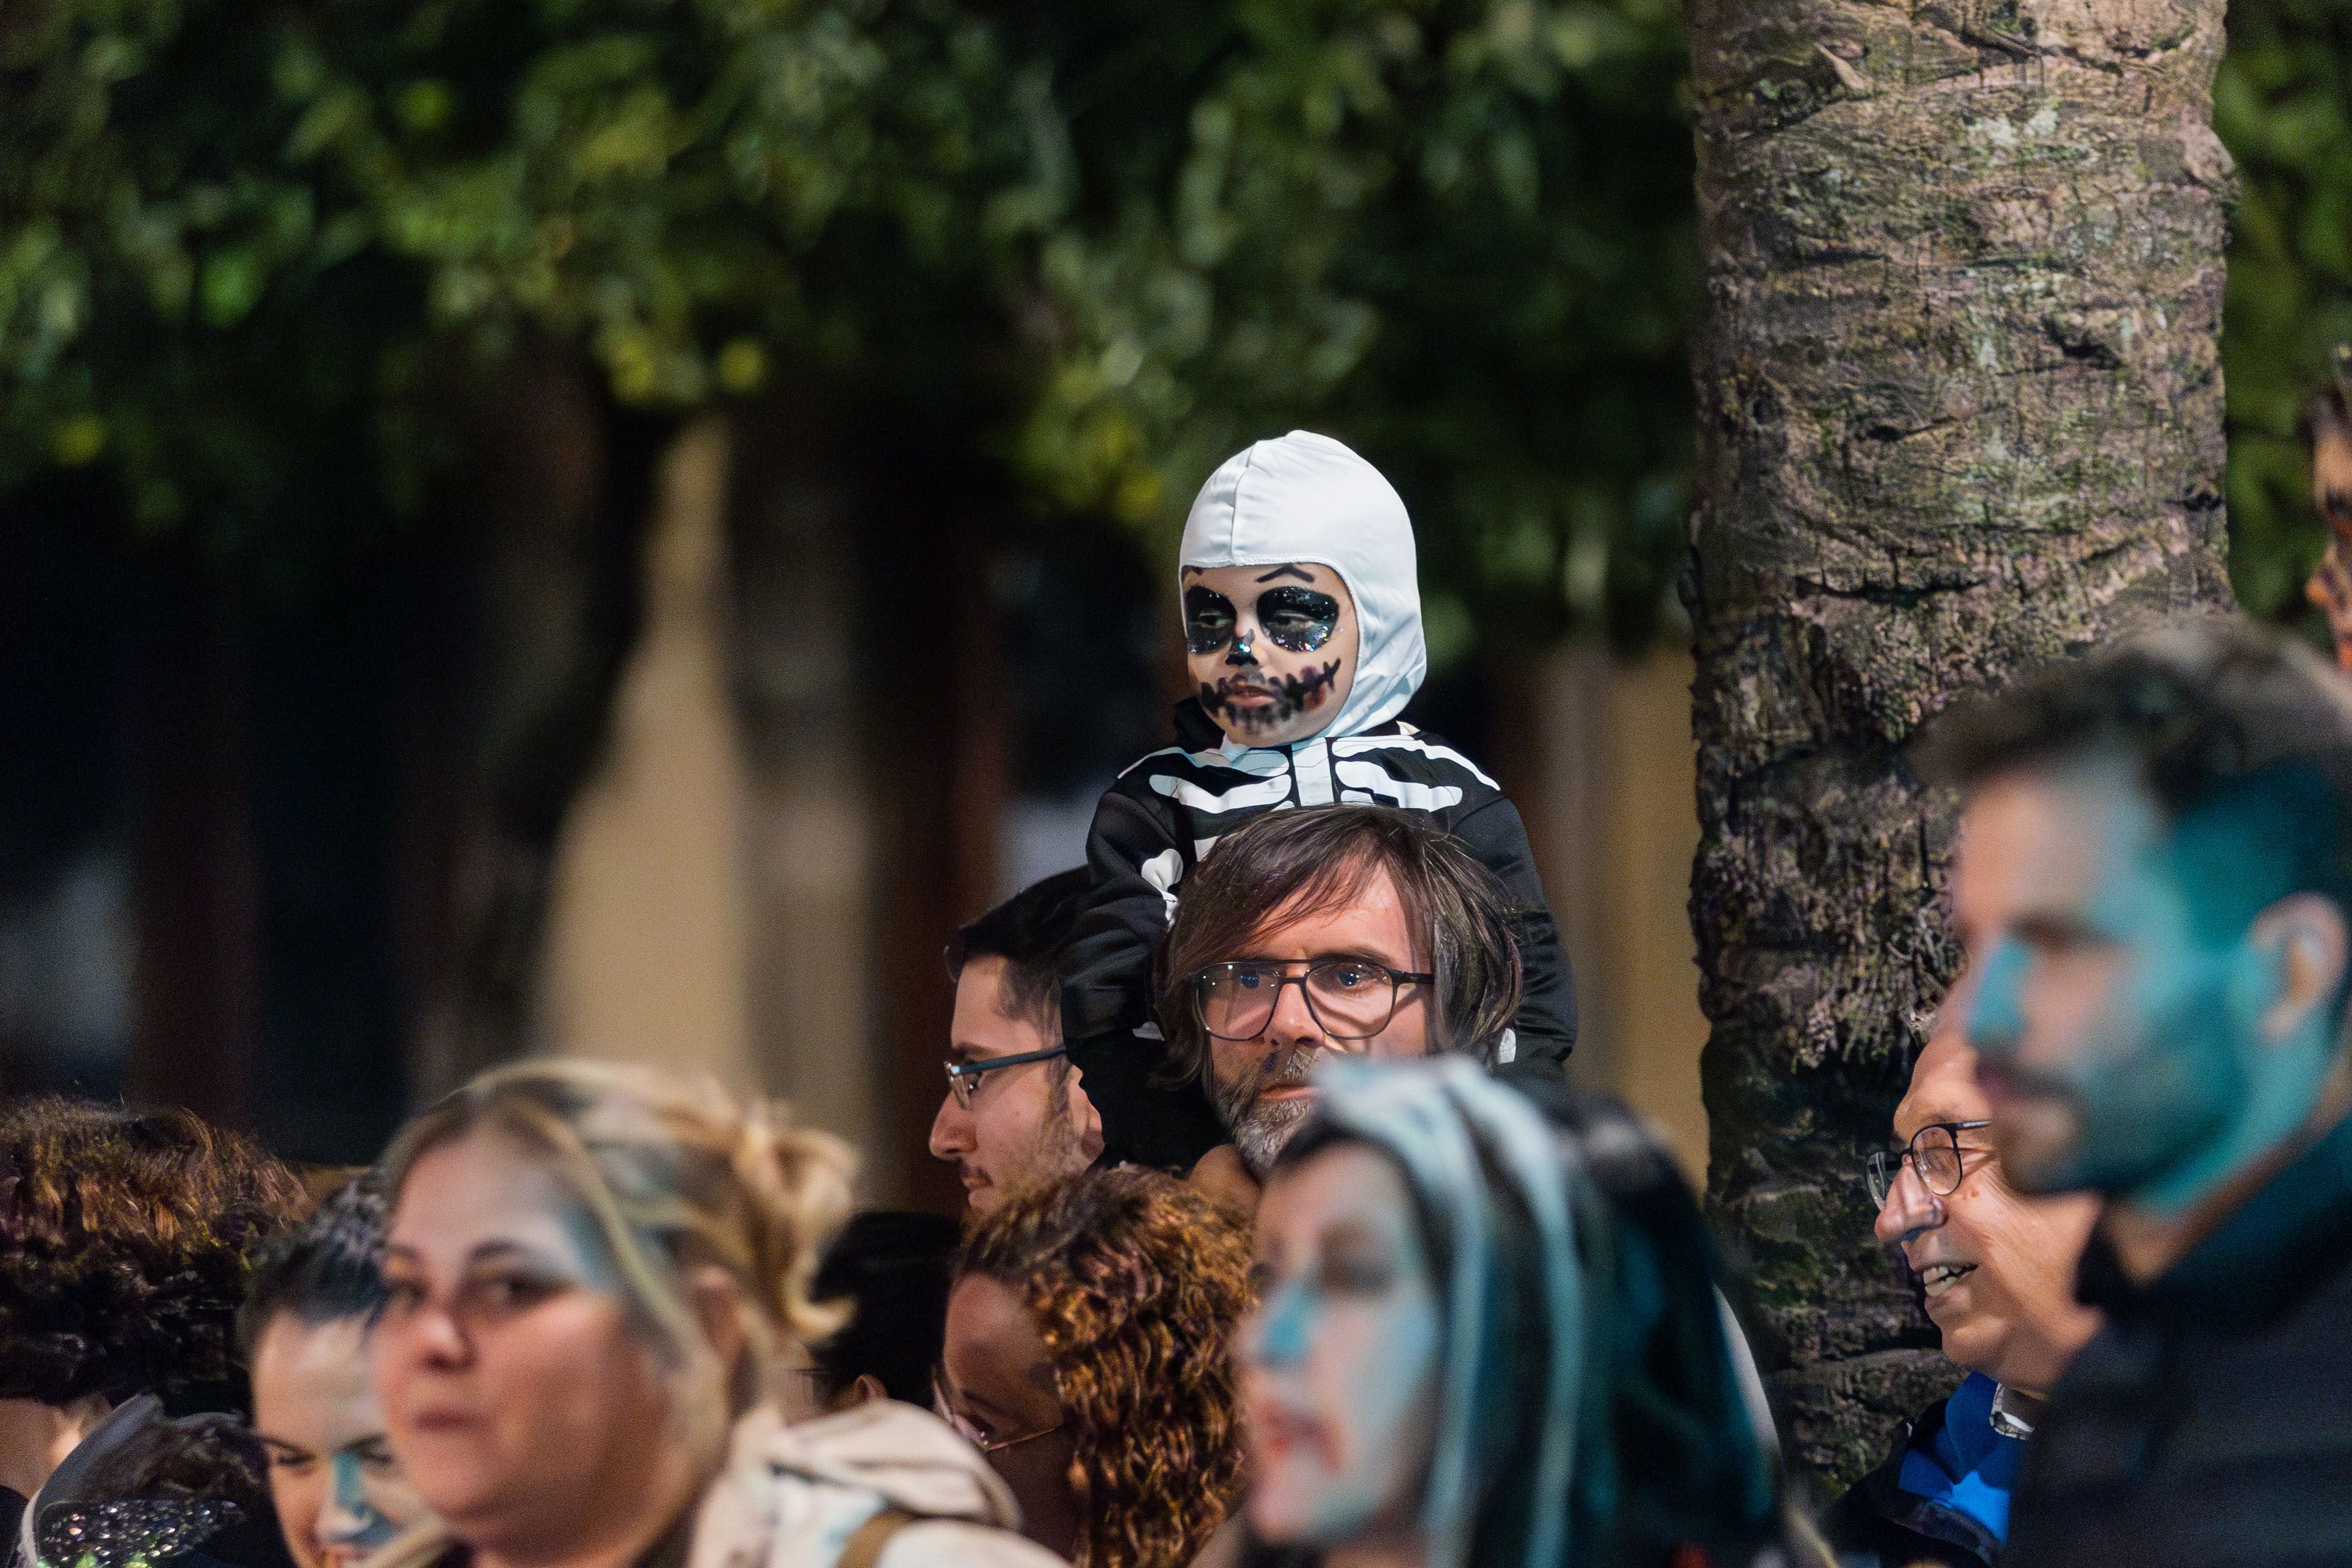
[1153,804,1527,1186]
[1826,981,2100,1568]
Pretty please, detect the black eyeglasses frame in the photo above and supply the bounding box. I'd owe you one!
[943,1044,1070,1110]
[1186,958,1437,1043]
[1866,1118,1994,1206]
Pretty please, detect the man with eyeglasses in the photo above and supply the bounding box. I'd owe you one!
[930,870,1104,1215]
[1825,981,2101,1568]
[1153,804,1529,1194]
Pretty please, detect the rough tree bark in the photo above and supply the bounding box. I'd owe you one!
[1685,0,2235,1489]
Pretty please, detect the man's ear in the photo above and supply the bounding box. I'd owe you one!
[2248,893,2351,1043]
[1067,1063,1106,1163]
[684,1262,751,1382]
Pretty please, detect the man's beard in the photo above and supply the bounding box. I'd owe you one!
[1212,1043,1325,1177]
[974,1073,1092,1209]
[1026,1075,1092,1182]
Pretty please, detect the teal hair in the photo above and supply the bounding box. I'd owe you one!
[1277,1059,1780,1568]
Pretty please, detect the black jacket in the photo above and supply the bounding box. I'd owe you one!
[1822,1392,2002,1568]
[2004,1110,2352,1568]
[1059,700,1577,1066]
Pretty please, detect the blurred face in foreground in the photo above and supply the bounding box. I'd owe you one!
[1239,1143,1439,1552]
[1206,863,1433,1175]
[254,1313,425,1568]
[1873,987,2102,1394]
[375,1132,702,1568]
[1953,760,2350,1215]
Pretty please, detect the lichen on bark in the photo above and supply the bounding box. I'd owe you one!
[1683,0,2235,1490]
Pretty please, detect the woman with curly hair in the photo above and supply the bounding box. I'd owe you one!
[0,1097,308,1568]
[943,1168,1253,1568]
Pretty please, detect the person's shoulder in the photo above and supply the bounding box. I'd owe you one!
[696,1405,1052,1568]
[1818,1395,1999,1568]
[1326,723,1500,793]
[875,1519,1068,1568]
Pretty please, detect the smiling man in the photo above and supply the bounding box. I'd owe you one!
[1920,618,2352,1568]
[1826,981,2101,1568]
[1153,805,1525,1191]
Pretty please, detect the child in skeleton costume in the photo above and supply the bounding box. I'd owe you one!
[1062,430,1576,1077]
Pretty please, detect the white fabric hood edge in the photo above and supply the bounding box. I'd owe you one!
[1179,430,1427,741]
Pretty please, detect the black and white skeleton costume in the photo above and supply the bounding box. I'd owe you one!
[1059,431,1576,1072]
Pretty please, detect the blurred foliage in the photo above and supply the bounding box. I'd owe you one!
[0,0,1694,654]
[2218,0,2352,625]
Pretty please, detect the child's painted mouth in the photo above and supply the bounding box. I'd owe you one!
[1200,660,1341,733]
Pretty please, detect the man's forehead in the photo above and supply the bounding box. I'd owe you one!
[1891,1029,1985,1142]
[1952,762,2161,912]
[1241,857,1421,959]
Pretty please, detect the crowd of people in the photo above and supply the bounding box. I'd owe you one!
[8,427,2352,1568]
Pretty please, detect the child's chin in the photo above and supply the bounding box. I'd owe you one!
[1219,712,1324,747]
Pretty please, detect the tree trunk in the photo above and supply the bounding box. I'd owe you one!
[1685,0,2235,1489]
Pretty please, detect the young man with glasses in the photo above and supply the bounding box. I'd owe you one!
[1921,619,2352,1568]
[1153,804,1529,1188]
[930,870,1104,1216]
[1826,982,2101,1568]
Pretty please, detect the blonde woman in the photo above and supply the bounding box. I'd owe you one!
[364,1060,1064,1568]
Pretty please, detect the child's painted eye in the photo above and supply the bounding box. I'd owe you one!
[1256,587,1340,652]
[1185,586,1237,654]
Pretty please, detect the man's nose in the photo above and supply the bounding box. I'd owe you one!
[1226,630,1259,667]
[1873,1157,1943,1246]
[1263,975,1327,1050]
[929,1095,973,1159]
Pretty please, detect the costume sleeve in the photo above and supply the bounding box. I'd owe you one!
[1059,786,1187,1041]
[1449,793,1578,1072]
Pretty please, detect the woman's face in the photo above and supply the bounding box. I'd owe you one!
[939,1275,1081,1560]
[253,1314,424,1568]
[373,1131,693,1562]
[1240,1144,1441,1550]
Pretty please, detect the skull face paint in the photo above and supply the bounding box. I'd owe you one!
[1183,562,1360,747]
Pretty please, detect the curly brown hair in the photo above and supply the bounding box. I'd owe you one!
[0,1098,306,1407]
[955,1168,1253,1568]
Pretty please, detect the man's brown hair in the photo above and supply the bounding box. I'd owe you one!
[1917,616,2352,945]
[1153,804,1524,1082]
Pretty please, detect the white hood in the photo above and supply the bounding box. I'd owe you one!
[1179,431,1427,740]
[686,1402,1060,1568]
